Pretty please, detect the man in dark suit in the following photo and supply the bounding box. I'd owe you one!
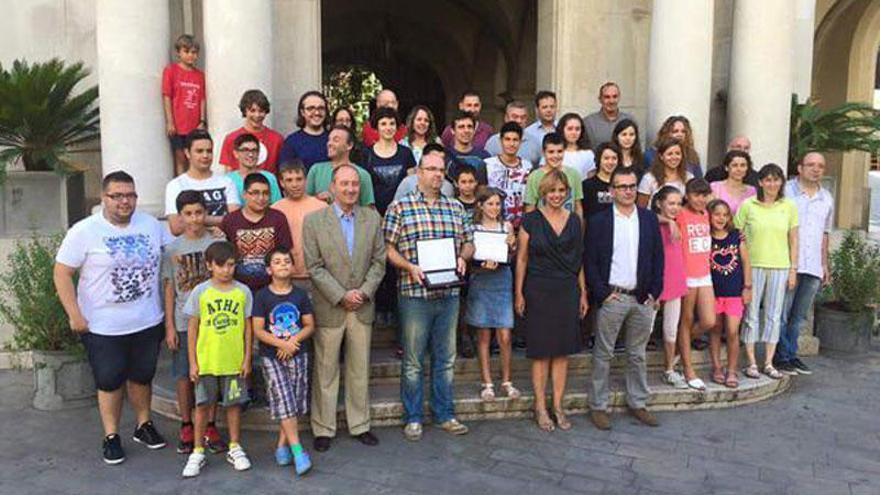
[303,164,387,452]
[584,167,664,430]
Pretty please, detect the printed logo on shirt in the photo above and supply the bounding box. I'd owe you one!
[597,191,613,204]
[269,302,302,339]
[200,188,229,216]
[104,234,158,303]
[234,227,277,280]
[711,242,740,275]
[174,251,209,293]
[686,224,711,254]
[205,297,242,335]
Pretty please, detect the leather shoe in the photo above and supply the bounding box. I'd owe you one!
[313,436,331,452]
[628,407,659,427]
[352,431,379,446]
[589,410,612,431]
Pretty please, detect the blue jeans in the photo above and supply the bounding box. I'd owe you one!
[777,274,822,363]
[399,295,459,424]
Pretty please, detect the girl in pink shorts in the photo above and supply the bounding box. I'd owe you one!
[708,199,752,388]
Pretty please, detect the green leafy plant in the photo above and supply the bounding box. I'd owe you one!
[0,58,100,180]
[323,66,383,131]
[0,235,80,353]
[788,95,880,173]
[827,230,880,313]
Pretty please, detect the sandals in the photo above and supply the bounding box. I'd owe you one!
[763,365,783,380]
[552,409,572,431]
[712,367,726,385]
[686,377,707,391]
[724,370,739,389]
[743,364,761,379]
[535,409,555,432]
[480,383,495,402]
[500,381,521,399]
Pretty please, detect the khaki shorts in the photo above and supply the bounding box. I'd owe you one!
[194,375,249,407]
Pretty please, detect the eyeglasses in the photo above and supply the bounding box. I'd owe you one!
[612,184,637,191]
[303,105,326,113]
[106,192,138,201]
[237,147,259,154]
[420,166,445,174]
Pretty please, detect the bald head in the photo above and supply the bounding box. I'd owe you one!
[727,136,751,154]
[376,89,399,111]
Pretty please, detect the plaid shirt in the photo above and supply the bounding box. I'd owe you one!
[383,189,474,299]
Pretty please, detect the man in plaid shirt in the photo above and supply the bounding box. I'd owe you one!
[383,153,474,441]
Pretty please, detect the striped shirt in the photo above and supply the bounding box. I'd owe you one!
[383,189,474,299]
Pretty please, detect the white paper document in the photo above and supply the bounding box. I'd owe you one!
[473,231,509,263]
[417,238,457,271]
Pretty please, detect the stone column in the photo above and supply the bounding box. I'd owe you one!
[203,0,274,167]
[273,0,322,136]
[793,0,816,103]
[727,0,795,173]
[647,0,714,171]
[95,0,171,216]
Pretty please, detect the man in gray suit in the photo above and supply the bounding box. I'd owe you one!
[303,164,387,452]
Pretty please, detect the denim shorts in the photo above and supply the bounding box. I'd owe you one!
[170,332,190,381]
[195,375,249,407]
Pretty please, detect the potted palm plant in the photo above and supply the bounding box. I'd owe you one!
[814,231,880,352]
[0,58,97,235]
[0,236,95,410]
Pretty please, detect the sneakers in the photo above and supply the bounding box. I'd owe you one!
[102,434,126,465]
[790,358,813,375]
[293,449,312,476]
[662,370,689,389]
[403,422,423,441]
[275,446,292,466]
[775,361,798,376]
[204,424,227,453]
[438,418,469,436]
[226,445,252,471]
[132,421,166,450]
[182,451,206,478]
[177,423,194,454]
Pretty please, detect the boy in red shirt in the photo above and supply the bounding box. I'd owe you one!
[220,90,284,175]
[162,35,207,176]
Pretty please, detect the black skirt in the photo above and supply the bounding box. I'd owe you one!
[523,274,582,359]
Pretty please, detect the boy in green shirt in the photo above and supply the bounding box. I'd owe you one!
[182,241,254,478]
[524,132,584,222]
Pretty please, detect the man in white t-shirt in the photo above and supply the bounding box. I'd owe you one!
[54,171,174,465]
[165,129,240,235]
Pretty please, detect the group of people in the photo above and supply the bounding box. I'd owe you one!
[52,34,835,478]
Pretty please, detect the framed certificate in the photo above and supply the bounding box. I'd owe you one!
[416,238,465,289]
[473,231,509,264]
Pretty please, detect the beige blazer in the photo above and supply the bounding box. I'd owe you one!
[302,204,386,327]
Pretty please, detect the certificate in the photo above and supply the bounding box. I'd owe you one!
[416,238,464,289]
[473,231,509,264]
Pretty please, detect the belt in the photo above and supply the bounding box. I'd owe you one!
[609,285,637,296]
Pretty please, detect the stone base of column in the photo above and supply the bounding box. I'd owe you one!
[798,335,820,357]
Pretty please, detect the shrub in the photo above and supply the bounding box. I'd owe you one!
[828,230,880,313]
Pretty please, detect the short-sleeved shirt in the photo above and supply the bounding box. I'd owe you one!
[164,173,240,217]
[227,170,282,205]
[252,286,313,358]
[785,179,834,279]
[734,197,799,269]
[279,129,329,170]
[676,207,711,279]
[483,132,542,166]
[394,174,455,201]
[305,161,376,206]
[56,211,172,336]
[446,147,490,185]
[220,209,293,291]
[711,230,745,297]
[161,233,215,331]
[581,176,613,218]
[383,190,474,299]
[364,145,416,215]
[637,171,693,204]
[219,126,285,174]
[523,166,584,213]
[524,121,558,148]
[659,223,688,301]
[271,196,328,279]
[485,156,533,228]
[184,280,253,376]
[710,181,756,215]
[583,110,635,149]
[161,63,205,135]
[644,148,703,179]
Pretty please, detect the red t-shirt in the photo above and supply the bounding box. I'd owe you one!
[161,63,205,135]
[219,126,285,174]
[361,122,408,147]
[676,207,712,279]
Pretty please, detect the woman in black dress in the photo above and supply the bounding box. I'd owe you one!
[515,169,589,432]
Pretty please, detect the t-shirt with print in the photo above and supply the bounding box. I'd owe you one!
[184,280,253,376]
[734,197,799,269]
[581,176,613,218]
[279,129,329,170]
[55,211,173,336]
[710,229,744,297]
[305,161,376,207]
[219,126,285,173]
[485,156,533,228]
[161,233,215,333]
[220,209,293,291]
[252,286,313,358]
[676,207,711,279]
[364,145,416,215]
[161,63,205,135]
[227,170,283,205]
[164,173,240,217]
[523,166,584,214]
[446,147,490,185]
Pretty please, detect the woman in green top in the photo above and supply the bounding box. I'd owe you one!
[733,164,798,380]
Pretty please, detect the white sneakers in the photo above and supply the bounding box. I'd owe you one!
[182,445,251,478]
[662,370,689,390]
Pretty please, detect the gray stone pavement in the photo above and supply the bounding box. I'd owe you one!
[1,348,878,495]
